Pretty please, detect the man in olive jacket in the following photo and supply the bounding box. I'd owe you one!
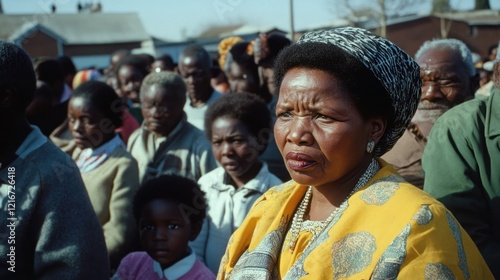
[423,60,500,278]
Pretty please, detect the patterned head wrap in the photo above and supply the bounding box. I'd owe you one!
[72,69,102,89]
[297,27,421,156]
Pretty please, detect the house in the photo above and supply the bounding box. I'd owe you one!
[154,24,288,63]
[296,10,500,59]
[0,13,152,69]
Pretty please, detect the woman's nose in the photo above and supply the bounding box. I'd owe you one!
[287,117,313,145]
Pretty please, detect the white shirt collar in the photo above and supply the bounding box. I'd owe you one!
[152,247,197,280]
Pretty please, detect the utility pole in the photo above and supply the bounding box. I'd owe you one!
[289,0,295,41]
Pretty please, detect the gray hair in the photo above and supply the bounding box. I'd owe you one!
[415,38,475,77]
[140,71,187,106]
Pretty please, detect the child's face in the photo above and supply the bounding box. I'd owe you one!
[139,199,199,269]
[68,96,115,149]
[211,117,261,181]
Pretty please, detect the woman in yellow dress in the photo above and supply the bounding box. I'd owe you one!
[217,27,493,279]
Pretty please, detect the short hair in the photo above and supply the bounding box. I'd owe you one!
[34,58,64,87]
[133,175,207,225]
[262,33,291,63]
[140,71,187,106]
[71,80,124,128]
[116,54,150,79]
[155,54,175,71]
[0,41,36,111]
[179,44,212,68]
[229,42,258,79]
[415,38,475,76]
[274,42,394,133]
[56,55,77,76]
[204,92,272,152]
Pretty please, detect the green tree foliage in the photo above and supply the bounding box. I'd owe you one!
[432,0,451,13]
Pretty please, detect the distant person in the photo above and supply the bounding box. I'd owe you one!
[127,71,217,183]
[0,40,110,279]
[382,38,477,188]
[151,53,176,73]
[67,81,140,270]
[116,54,150,124]
[253,33,291,96]
[56,55,78,90]
[112,175,215,280]
[192,92,282,273]
[105,49,131,75]
[210,62,230,94]
[31,58,72,136]
[178,44,222,130]
[226,41,289,181]
[423,53,500,278]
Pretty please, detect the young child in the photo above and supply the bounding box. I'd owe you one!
[191,92,282,273]
[113,175,215,280]
[66,80,140,270]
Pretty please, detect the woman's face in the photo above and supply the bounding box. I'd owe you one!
[141,84,184,137]
[68,96,115,149]
[227,62,259,94]
[274,67,378,189]
[211,117,262,183]
[139,199,198,270]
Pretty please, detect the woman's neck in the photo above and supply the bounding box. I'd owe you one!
[309,156,374,220]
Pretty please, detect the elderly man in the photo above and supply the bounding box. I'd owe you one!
[178,44,222,130]
[382,38,478,188]
[127,71,217,183]
[0,42,110,278]
[422,49,500,278]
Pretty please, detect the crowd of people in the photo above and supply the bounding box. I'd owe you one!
[0,25,498,279]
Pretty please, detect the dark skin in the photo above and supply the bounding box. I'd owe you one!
[140,84,184,137]
[412,48,478,137]
[0,90,32,169]
[139,199,202,270]
[210,117,263,188]
[178,54,213,107]
[275,68,386,220]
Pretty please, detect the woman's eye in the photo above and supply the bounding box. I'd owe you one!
[315,114,331,120]
[277,111,291,118]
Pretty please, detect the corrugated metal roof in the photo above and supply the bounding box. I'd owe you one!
[0,13,150,44]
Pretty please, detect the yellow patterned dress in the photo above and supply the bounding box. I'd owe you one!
[217,160,493,279]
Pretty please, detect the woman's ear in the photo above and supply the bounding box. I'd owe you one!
[370,117,387,143]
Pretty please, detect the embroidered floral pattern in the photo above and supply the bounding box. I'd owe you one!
[331,231,376,279]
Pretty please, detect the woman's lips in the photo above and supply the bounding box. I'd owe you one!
[285,152,317,171]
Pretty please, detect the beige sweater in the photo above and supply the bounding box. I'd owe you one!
[72,145,140,269]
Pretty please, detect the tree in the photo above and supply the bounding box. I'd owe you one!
[432,0,451,13]
[475,0,491,10]
[331,0,421,37]
[0,0,3,14]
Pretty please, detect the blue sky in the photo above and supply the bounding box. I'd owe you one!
[3,0,498,41]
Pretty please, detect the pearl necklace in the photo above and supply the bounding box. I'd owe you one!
[286,158,380,251]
